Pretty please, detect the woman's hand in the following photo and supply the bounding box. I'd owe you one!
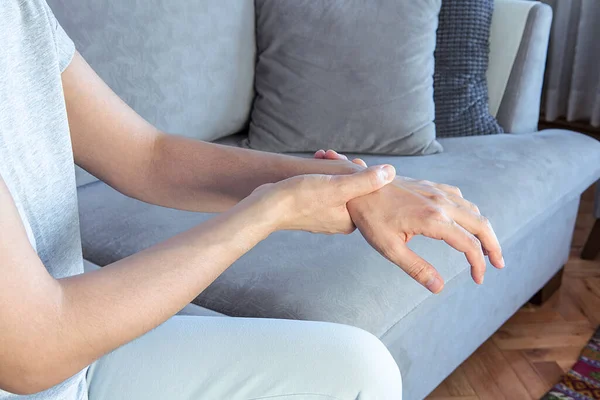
[314,149,367,168]
[314,149,504,293]
[243,164,396,235]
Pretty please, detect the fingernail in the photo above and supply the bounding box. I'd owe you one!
[500,256,505,268]
[426,276,444,293]
[378,165,395,181]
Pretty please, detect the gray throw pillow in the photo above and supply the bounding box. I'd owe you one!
[434,0,504,137]
[244,0,443,155]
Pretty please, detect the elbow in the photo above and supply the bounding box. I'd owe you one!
[0,372,44,396]
[1,382,45,397]
[0,360,70,395]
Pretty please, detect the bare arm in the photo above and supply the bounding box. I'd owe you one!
[0,173,273,394]
[64,52,504,293]
[0,164,393,395]
[64,53,358,213]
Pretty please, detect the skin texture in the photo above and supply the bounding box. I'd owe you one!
[0,52,503,394]
[64,53,503,289]
[0,165,396,394]
[315,150,505,291]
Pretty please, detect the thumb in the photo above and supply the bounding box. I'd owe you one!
[334,165,396,200]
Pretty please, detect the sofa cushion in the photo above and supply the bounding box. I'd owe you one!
[388,196,581,400]
[244,0,442,155]
[77,129,600,336]
[49,0,256,144]
[49,0,256,188]
[177,303,226,318]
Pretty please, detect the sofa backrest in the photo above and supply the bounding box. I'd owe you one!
[47,0,256,187]
[49,0,545,187]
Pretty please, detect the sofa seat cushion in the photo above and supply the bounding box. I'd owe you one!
[77,129,600,336]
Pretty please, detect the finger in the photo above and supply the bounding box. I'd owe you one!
[314,149,326,159]
[425,190,501,266]
[443,200,504,270]
[325,149,348,160]
[447,194,480,214]
[420,216,486,284]
[333,165,396,200]
[444,194,503,268]
[378,241,444,293]
[436,183,463,198]
[352,158,368,168]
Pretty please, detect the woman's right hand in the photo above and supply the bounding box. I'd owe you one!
[244,165,396,235]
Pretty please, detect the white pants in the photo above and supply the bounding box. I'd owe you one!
[86,316,402,400]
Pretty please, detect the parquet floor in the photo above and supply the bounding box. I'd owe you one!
[427,184,600,400]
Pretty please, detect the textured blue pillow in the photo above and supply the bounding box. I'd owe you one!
[434,0,504,137]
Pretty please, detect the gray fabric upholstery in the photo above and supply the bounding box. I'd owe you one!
[79,199,215,267]
[176,303,226,318]
[387,197,580,399]
[78,129,600,399]
[49,0,256,187]
[78,129,600,326]
[434,0,504,137]
[496,3,553,133]
[244,0,442,155]
[47,0,256,143]
[75,167,99,188]
[83,259,101,273]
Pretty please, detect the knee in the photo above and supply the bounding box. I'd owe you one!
[332,324,403,399]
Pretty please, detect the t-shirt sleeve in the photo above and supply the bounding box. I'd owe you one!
[54,18,75,72]
[44,2,76,72]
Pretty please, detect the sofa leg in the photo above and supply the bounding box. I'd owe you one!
[581,219,600,260]
[529,267,564,306]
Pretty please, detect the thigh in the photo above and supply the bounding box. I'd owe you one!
[86,316,402,400]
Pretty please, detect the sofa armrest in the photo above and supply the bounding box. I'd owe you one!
[487,0,553,134]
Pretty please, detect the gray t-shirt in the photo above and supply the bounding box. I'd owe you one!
[0,1,87,399]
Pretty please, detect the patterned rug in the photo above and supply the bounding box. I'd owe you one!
[542,326,600,400]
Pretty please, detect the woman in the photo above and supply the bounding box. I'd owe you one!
[0,1,503,399]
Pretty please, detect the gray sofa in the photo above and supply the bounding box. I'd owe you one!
[49,0,600,399]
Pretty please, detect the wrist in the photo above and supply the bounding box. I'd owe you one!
[232,187,287,237]
[256,194,288,235]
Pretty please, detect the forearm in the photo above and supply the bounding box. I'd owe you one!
[7,201,273,394]
[63,54,358,213]
[137,133,359,212]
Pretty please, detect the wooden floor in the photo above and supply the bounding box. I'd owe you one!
[427,184,600,400]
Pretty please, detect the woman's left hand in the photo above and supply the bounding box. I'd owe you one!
[314,149,367,168]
